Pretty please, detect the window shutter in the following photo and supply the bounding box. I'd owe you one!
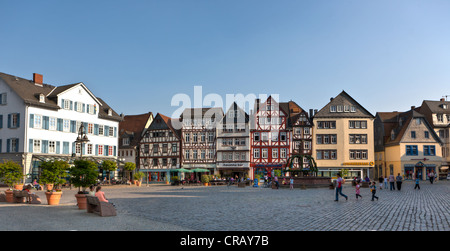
[43,116,49,130]
[82,103,85,113]
[56,141,60,154]
[104,145,108,156]
[29,114,34,128]
[94,124,99,135]
[0,115,3,129]
[61,98,65,108]
[105,126,109,136]
[0,139,2,153]
[70,120,76,133]
[42,140,49,154]
[16,113,20,128]
[6,139,10,153]
[82,143,86,155]
[70,101,73,110]
[29,139,33,153]
[15,139,19,152]
[72,142,75,153]
[95,144,98,156]
[57,118,63,131]
[113,146,117,156]
[7,114,11,128]
[114,127,117,137]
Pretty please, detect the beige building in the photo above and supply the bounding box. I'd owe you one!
[418,99,450,179]
[374,109,443,180]
[312,91,375,179]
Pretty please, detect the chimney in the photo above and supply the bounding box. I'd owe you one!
[33,73,43,86]
[314,109,318,116]
[254,98,260,113]
[411,106,416,110]
[309,109,314,118]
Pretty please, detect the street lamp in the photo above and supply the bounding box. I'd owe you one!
[75,123,90,158]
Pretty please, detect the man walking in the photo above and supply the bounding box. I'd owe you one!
[334,173,348,202]
[389,173,395,191]
[396,173,403,191]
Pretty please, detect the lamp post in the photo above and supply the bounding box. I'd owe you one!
[75,123,90,159]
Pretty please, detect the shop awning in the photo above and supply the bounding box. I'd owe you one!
[170,168,193,173]
[191,168,210,173]
[440,166,449,170]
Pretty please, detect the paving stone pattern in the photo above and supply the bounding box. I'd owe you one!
[0,181,449,231]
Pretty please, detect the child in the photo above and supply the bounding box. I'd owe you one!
[290,177,294,190]
[355,181,362,200]
[414,176,420,190]
[370,181,379,201]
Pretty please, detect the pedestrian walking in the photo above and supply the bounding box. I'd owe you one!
[334,173,348,202]
[289,177,294,190]
[378,176,384,190]
[384,176,388,189]
[389,174,395,190]
[428,171,435,184]
[355,181,362,200]
[414,176,421,190]
[396,173,403,191]
[370,181,379,201]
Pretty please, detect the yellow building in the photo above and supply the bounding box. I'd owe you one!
[312,91,375,179]
[374,109,443,180]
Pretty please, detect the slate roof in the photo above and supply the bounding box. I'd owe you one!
[314,90,375,118]
[0,72,121,121]
[119,112,153,148]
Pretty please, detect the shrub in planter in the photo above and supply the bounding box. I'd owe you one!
[69,160,98,209]
[171,176,180,186]
[201,175,210,186]
[133,171,145,186]
[0,160,24,203]
[40,160,69,205]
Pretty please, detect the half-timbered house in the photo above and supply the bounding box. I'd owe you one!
[139,113,181,183]
[180,107,223,174]
[250,96,290,179]
[216,102,250,179]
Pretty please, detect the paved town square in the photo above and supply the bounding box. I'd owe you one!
[1,181,449,231]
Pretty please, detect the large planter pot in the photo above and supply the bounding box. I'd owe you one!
[45,191,62,205]
[14,184,24,190]
[136,181,141,187]
[75,193,87,210]
[5,190,14,203]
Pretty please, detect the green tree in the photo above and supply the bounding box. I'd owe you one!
[39,160,70,190]
[133,171,145,183]
[101,160,117,183]
[0,160,24,189]
[123,162,136,181]
[69,159,98,193]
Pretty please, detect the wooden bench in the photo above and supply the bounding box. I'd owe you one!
[86,196,117,217]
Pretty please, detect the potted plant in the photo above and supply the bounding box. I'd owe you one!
[40,160,69,205]
[171,176,180,186]
[201,174,210,186]
[0,160,24,203]
[133,171,145,186]
[101,160,117,184]
[69,159,98,209]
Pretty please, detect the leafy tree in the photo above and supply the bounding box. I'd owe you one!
[133,171,145,183]
[0,160,24,189]
[70,159,98,193]
[123,162,136,181]
[40,160,70,190]
[101,160,117,183]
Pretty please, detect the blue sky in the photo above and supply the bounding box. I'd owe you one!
[1,0,450,117]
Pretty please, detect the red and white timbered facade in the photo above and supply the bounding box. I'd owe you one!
[250,96,291,178]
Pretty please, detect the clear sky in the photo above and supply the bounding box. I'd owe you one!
[1,0,450,117]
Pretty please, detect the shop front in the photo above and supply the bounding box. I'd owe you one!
[404,162,439,180]
[141,169,169,183]
[217,162,250,179]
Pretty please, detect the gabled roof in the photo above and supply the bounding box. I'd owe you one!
[0,72,121,121]
[146,113,181,139]
[179,107,224,120]
[314,90,375,118]
[421,100,450,114]
[220,102,249,124]
[119,112,153,148]
[380,110,442,146]
[0,72,59,109]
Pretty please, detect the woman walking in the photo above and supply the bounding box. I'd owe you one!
[334,173,348,202]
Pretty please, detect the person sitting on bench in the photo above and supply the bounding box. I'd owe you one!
[95,186,115,207]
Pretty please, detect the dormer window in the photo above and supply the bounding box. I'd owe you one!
[443,104,448,109]
[39,94,45,103]
[108,109,112,116]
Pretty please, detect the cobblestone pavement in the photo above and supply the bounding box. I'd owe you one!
[1,181,449,231]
